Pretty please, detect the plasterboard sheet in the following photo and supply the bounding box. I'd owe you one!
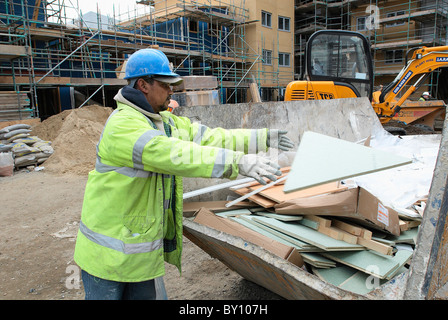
[229,216,305,251]
[254,211,303,221]
[322,249,412,279]
[338,267,404,295]
[284,131,412,193]
[251,216,364,251]
[302,253,336,268]
[238,215,321,251]
[215,208,252,218]
[312,265,358,286]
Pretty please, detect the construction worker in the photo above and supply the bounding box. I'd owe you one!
[73,48,294,300]
[167,99,179,112]
[419,91,431,101]
[372,84,383,104]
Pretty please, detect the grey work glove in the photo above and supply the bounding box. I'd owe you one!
[267,129,294,151]
[238,154,282,185]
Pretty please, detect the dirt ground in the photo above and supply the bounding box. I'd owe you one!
[0,170,283,300]
[0,105,283,300]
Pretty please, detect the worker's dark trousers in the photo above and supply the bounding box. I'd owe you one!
[81,270,167,300]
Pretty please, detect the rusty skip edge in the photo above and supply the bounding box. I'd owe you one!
[182,218,408,300]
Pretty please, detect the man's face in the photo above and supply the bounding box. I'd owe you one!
[138,78,174,113]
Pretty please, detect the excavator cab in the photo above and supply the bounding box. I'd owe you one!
[286,30,374,101]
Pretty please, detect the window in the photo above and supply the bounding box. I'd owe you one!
[278,16,290,31]
[262,49,272,65]
[189,19,198,32]
[385,11,406,27]
[279,52,290,67]
[262,11,272,28]
[356,17,366,31]
[385,50,403,64]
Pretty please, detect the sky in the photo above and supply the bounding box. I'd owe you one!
[64,0,151,20]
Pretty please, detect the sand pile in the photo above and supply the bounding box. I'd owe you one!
[32,105,113,175]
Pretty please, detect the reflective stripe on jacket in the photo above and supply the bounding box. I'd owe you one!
[74,101,268,282]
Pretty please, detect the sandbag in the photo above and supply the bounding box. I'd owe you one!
[0,124,31,134]
[6,133,30,143]
[0,152,14,177]
[0,144,12,152]
[14,154,36,168]
[10,142,40,157]
[3,128,32,139]
[0,124,53,171]
[33,140,54,154]
[12,136,41,145]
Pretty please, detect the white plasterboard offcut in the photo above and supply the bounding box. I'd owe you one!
[283,131,412,193]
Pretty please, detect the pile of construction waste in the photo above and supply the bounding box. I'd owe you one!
[183,132,440,297]
[0,123,54,176]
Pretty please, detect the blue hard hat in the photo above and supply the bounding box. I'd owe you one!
[124,49,181,83]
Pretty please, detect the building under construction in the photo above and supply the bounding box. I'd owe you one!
[0,0,447,122]
[294,0,448,99]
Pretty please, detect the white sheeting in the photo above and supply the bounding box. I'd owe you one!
[352,131,441,218]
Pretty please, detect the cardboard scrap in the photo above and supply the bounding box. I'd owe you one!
[255,181,347,203]
[275,187,402,236]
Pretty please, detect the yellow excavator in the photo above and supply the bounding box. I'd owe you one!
[285,30,447,133]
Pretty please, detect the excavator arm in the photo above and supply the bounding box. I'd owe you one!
[375,46,448,121]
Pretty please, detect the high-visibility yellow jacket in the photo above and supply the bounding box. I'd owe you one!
[74,95,268,282]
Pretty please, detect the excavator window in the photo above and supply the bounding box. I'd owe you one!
[306,30,374,100]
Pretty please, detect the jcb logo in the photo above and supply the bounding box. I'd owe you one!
[317,92,334,99]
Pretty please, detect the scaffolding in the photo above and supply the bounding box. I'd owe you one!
[5,1,444,122]
[294,0,448,100]
[1,0,279,121]
[365,0,448,100]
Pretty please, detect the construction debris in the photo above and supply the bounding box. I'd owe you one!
[186,179,421,295]
[184,131,438,296]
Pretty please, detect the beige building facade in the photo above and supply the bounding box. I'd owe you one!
[152,0,295,101]
[243,0,295,100]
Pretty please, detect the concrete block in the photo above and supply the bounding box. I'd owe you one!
[174,76,218,92]
[172,90,220,107]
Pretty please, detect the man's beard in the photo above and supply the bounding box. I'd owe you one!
[159,96,171,112]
